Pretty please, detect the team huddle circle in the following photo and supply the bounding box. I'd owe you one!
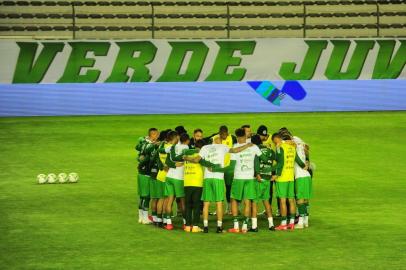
[136,125,313,233]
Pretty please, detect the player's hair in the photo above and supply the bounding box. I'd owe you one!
[195,139,205,149]
[219,125,228,133]
[235,128,246,137]
[175,125,187,135]
[251,134,262,146]
[194,128,203,134]
[271,132,281,140]
[167,131,178,141]
[281,133,292,140]
[158,129,169,141]
[148,128,158,135]
[279,127,291,134]
[180,133,190,143]
[241,124,250,129]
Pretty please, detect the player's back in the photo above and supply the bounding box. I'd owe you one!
[231,143,261,180]
[200,143,229,179]
[166,144,188,180]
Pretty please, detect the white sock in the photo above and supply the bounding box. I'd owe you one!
[268,217,274,227]
[217,220,222,227]
[163,217,167,224]
[138,209,143,219]
[298,216,304,225]
[157,217,162,222]
[166,218,172,225]
[251,218,257,229]
[304,215,309,224]
[183,218,186,225]
[203,220,208,227]
[152,216,157,222]
[142,210,149,220]
[233,219,239,229]
[242,223,248,231]
[289,218,295,224]
[281,219,287,226]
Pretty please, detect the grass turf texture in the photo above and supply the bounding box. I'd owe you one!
[0,112,405,270]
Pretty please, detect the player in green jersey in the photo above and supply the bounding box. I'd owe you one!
[135,128,159,225]
[154,130,171,227]
[251,134,276,231]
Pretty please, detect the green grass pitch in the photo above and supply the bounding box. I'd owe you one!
[0,111,405,270]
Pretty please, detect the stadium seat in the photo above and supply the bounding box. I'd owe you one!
[230,17,303,26]
[306,27,377,38]
[379,4,406,26]
[155,29,227,39]
[74,5,151,27]
[0,0,405,39]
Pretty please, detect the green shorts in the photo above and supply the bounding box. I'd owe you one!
[154,180,166,199]
[276,181,295,199]
[255,180,271,202]
[149,178,159,199]
[295,176,312,199]
[165,177,185,198]
[201,178,225,202]
[224,171,234,186]
[137,174,150,197]
[231,179,256,201]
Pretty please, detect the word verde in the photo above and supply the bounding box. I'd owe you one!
[12,40,406,83]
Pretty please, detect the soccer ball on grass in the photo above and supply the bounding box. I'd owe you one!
[68,172,79,183]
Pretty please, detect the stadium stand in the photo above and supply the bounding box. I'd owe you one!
[0,1,405,39]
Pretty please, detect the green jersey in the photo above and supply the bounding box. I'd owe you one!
[136,137,156,175]
[257,145,275,177]
[148,144,160,179]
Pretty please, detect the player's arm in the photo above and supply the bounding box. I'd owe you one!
[229,143,253,153]
[183,154,202,163]
[165,153,176,168]
[182,149,201,164]
[254,156,262,181]
[210,160,236,173]
[199,159,219,169]
[135,137,144,152]
[304,144,310,161]
[141,144,155,166]
[170,145,185,162]
[147,149,158,170]
[295,153,308,169]
[272,147,284,180]
[203,135,214,145]
[158,142,166,154]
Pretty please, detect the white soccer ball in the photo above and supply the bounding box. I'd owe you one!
[68,172,79,183]
[58,173,68,183]
[37,174,47,184]
[47,173,57,184]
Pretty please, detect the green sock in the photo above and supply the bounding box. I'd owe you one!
[298,204,306,217]
[243,217,249,224]
[304,202,310,216]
